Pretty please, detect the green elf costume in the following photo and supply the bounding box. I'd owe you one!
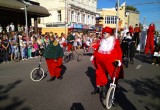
[43,37,64,81]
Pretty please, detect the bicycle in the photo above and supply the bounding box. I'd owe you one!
[63,51,75,64]
[63,48,82,64]
[30,55,45,82]
[102,61,119,109]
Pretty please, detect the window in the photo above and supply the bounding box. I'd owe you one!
[105,16,117,24]
[57,10,61,22]
[88,15,90,24]
[77,12,80,23]
[71,11,74,22]
[83,14,85,24]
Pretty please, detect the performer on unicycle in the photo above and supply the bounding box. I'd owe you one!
[43,32,64,82]
[91,26,124,96]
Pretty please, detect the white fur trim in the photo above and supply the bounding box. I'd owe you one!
[98,36,115,54]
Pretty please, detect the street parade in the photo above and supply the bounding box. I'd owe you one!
[0,0,160,110]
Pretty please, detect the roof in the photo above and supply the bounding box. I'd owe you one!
[0,0,50,17]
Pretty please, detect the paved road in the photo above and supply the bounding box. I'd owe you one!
[0,53,159,110]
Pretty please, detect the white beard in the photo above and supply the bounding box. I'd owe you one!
[98,36,115,54]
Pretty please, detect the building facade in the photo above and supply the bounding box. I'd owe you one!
[32,0,97,35]
[125,10,140,27]
[97,2,139,31]
[0,0,49,34]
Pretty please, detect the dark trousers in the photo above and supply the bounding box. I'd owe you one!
[134,32,140,47]
[152,56,160,64]
[122,42,135,60]
[3,50,9,62]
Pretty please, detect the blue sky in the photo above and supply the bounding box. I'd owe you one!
[97,0,160,31]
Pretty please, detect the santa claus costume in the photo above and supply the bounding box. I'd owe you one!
[93,26,124,88]
[144,23,155,55]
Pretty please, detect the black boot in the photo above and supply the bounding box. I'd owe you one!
[47,77,55,82]
[100,86,107,98]
[57,76,63,80]
[91,87,100,95]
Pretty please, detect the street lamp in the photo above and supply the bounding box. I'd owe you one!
[20,0,32,37]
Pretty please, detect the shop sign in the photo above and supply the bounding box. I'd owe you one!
[82,25,89,29]
[73,24,82,29]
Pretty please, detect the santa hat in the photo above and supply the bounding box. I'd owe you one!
[102,26,113,34]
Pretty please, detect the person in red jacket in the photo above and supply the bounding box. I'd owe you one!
[144,23,155,55]
[91,26,124,95]
[129,25,134,36]
[134,24,141,47]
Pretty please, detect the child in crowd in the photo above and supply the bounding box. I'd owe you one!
[33,41,39,58]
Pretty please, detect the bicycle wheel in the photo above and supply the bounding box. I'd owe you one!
[63,55,69,64]
[105,86,116,109]
[30,68,44,82]
[77,54,82,62]
[70,53,75,60]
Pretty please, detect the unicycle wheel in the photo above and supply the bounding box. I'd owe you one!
[30,68,44,82]
[105,86,116,109]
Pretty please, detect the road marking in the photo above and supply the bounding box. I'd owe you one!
[136,65,142,69]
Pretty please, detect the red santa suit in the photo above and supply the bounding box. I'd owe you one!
[145,23,155,55]
[94,27,124,86]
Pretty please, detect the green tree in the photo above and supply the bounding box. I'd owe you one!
[126,5,139,13]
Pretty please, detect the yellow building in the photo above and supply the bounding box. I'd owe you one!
[97,2,139,31]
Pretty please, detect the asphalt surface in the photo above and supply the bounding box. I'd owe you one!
[0,53,160,110]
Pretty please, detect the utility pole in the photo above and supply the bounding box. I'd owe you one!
[143,16,146,25]
[21,0,32,37]
[65,0,67,35]
[115,0,119,39]
[24,5,28,37]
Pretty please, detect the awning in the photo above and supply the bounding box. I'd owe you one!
[0,0,50,17]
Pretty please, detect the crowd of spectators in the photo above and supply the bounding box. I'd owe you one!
[0,23,100,64]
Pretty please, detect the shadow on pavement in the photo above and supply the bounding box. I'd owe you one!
[0,80,31,110]
[85,67,138,110]
[70,103,85,110]
[85,66,96,89]
[115,85,137,110]
[124,76,160,110]
[61,64,67,77]
[134,54,152,64]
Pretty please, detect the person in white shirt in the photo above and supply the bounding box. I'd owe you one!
[10,22,15,32]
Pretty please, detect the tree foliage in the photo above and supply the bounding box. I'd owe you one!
[126,5,139,13]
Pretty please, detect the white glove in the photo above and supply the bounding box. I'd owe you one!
[117,60,121,66]
[90,55,94,61]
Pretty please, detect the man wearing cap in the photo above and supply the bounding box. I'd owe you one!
[91,26,124,96]
[43,34,64,82]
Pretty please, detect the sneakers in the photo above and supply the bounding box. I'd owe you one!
[152,63,160,66]
[152,63,155,65]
